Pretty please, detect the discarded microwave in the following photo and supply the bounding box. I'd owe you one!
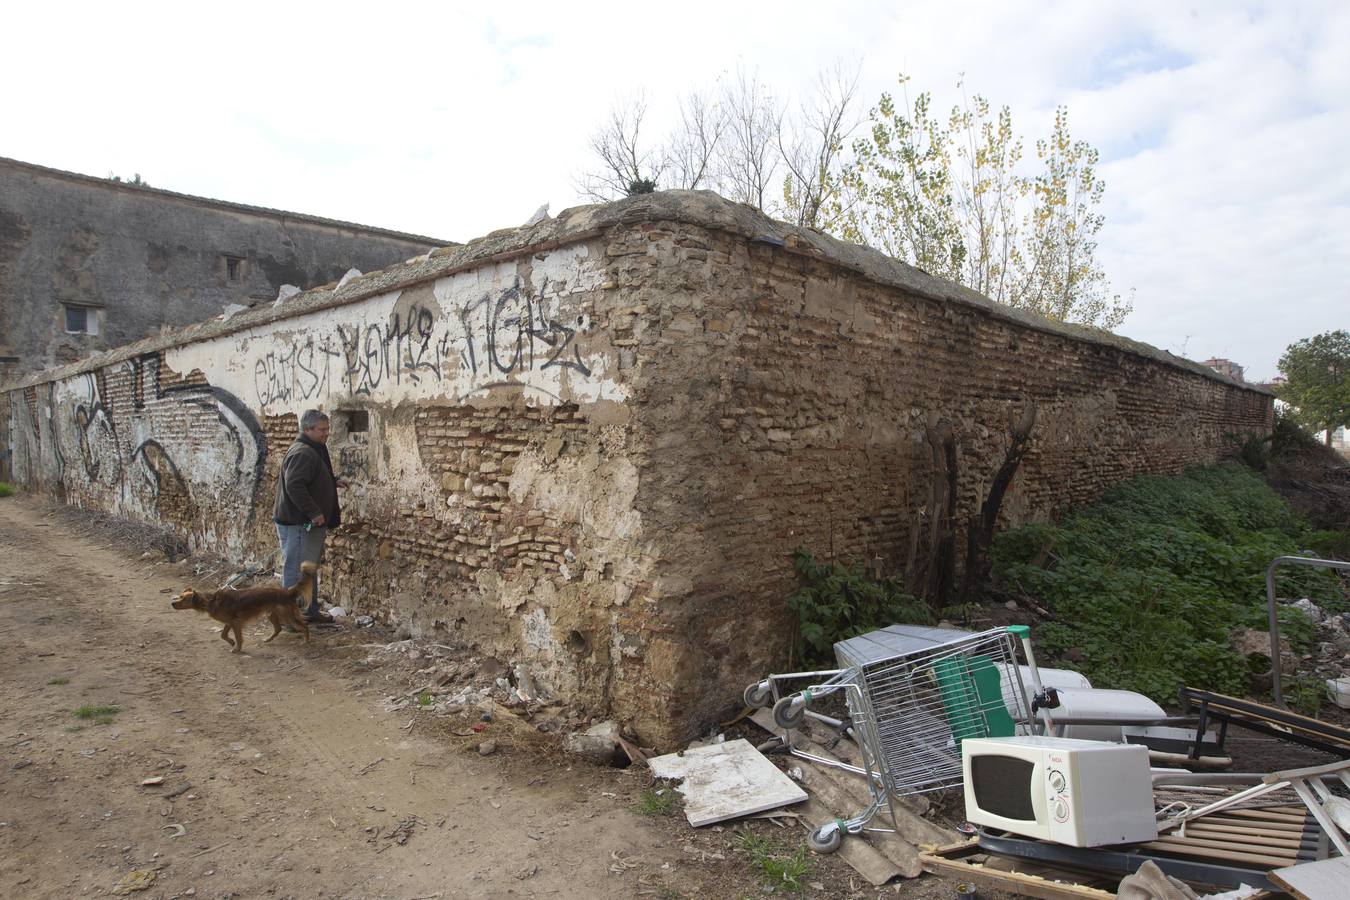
[962,736,1158,847]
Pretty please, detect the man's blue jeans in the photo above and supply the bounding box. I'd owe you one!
[276,524,326,618]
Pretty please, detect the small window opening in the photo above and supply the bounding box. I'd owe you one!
[342,409,370,433]
[224,255,245,282]
[63,305,97,335]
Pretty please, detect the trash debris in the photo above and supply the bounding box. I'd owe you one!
[164,782,192,801]
[1292,598,1325,624]
[566,720,623,766]
[608,850,644,875]
[326,606,346,619]
[355,615,374,626]
[477,740,497,756]
[648,738,807,827]
[110,870,156,894]
[139,776,164,787]
[163,823,186,838]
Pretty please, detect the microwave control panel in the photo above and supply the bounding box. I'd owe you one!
[1047,757,1070,824]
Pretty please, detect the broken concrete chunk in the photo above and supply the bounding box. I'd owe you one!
[566,720,623,765]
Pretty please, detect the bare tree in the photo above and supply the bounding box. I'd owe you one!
[664,89,728,191]
[779,62,861,229]
[718,68,781,211]
[577,93,666,201]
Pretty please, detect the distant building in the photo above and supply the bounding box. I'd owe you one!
[1201,357,1245,382]
[0,156,451,381]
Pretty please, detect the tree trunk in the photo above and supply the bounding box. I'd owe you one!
[959,403,1039,602]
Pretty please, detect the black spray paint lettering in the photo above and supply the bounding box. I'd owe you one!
[253,286,594,407]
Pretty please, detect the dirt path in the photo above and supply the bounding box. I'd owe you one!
[0,496,691,899]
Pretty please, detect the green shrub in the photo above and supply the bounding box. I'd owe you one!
[0,482,15,498]
[787,551,933,664]
[995,465,1343,704]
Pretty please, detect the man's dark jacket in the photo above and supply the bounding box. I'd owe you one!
[273,436,341,527]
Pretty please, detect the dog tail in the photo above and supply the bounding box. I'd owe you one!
[291,561,319,605]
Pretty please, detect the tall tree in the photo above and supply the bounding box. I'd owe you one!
[835,76,1130,329]
[1278,330,1350,446]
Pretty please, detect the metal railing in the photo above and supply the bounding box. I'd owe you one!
[1267,554,1350,706]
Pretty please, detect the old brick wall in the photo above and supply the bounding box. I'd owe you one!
[597,215,1272,742]
[2,191,1273,747]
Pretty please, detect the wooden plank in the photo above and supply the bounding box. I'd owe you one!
[1220,807,1311,824]
[1270,856,1350,900]
[648,739,806,827]
[1263,758,1350,785]
[795,796,902,887]
[1147,833,1301,858]
[1181,823,1312,843]
[1182,820,1306,841]
[1139,838,1294,868]
[920,842,1115,900]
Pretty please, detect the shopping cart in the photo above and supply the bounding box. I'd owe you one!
[744,625,1053,852]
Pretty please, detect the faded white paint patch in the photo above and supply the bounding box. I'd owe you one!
[165,243,624,419]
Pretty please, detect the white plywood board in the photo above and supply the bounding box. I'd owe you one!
[1270,856,1350,900]
[648,738,807,827]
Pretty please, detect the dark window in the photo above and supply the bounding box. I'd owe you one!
[970,755,1036,821]
[341,409,370,433]
[224,255,245,282]
[63,305,95,334]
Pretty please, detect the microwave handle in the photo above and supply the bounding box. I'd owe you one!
[1009,625,1055,734]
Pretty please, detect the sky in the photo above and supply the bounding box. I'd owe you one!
[3,0,1345,381]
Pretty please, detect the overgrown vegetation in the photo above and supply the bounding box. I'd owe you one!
[71,704,120,725]
[787,551,933,665]
[0,481,15,497]
[47,677,69,686]
[737,832,811,893]
[631,786,679,817]
[994,465,1347,704]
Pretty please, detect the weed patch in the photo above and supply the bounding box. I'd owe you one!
[737,831,810,892]
[788,552,933,665]
[71,705,120,723]
[631,786,678,817]
[415,690,434,707]
[0,482,14,498]
[994,465,1347,704]
[47,677,70,686]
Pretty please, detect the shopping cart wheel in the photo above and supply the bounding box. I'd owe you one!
[772,694,806,731]
[807,822,842,854]
[743,680,773,709]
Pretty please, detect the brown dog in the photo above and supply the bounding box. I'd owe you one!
[171,561,317,653]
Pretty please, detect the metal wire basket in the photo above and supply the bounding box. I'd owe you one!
[745,625,1049,852]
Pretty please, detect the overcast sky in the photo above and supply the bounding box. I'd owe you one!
[4,1,1345,380]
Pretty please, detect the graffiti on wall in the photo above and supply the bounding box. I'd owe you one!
[6,352,269,554]
[246,278,600,411]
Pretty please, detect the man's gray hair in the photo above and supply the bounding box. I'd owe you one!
[299,409,329,431]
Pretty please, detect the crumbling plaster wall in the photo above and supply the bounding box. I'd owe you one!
[2,191,1273,747]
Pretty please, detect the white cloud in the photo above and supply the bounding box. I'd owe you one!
[3,0,1345,379]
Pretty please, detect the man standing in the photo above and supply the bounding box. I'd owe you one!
[273,409,344,623]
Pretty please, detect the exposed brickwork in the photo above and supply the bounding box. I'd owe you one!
[3,193,1273,747]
